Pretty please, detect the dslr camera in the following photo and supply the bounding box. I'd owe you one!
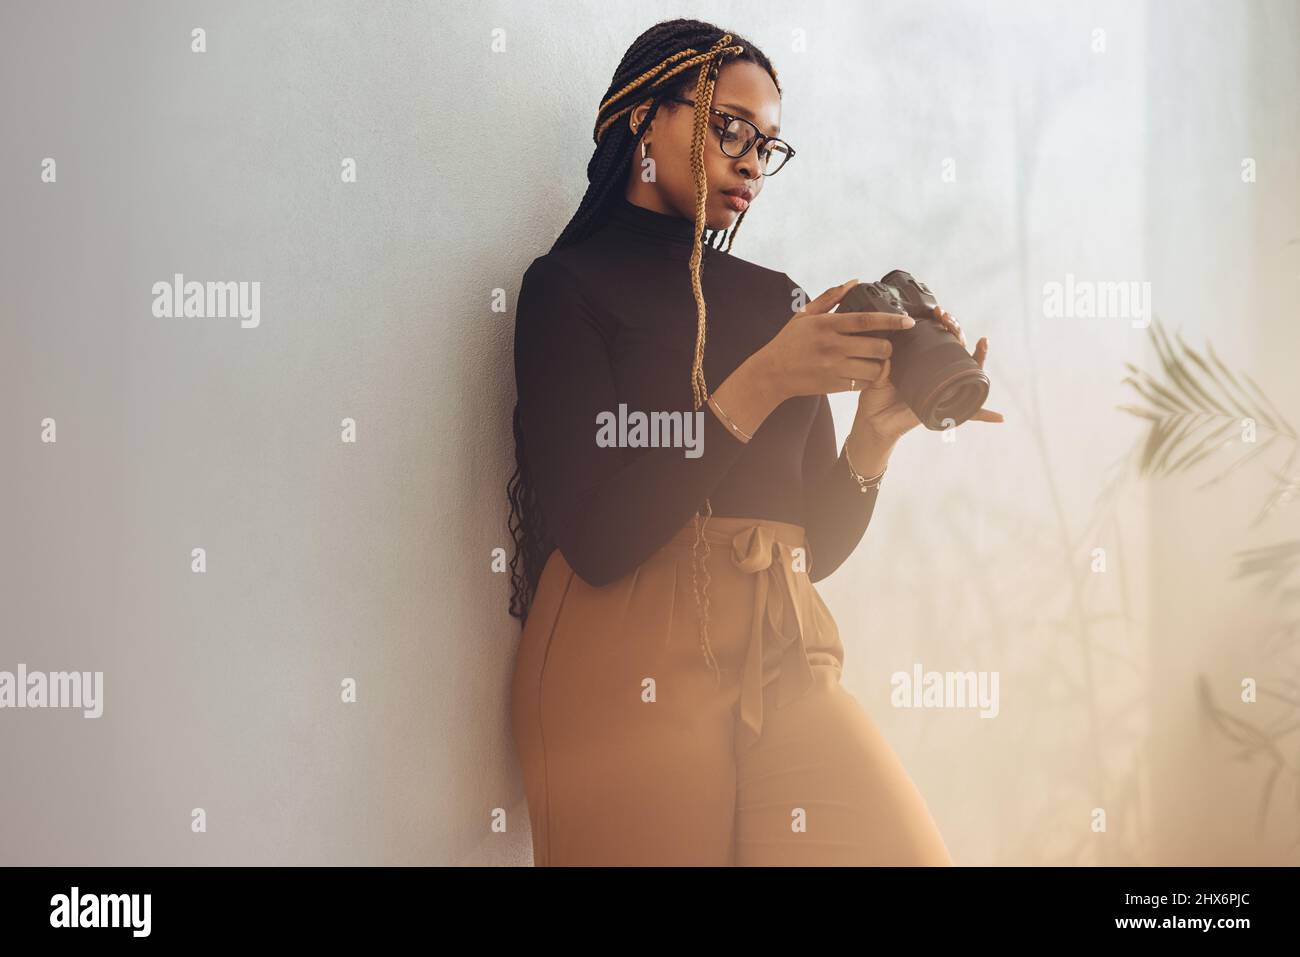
[838,270,990,430]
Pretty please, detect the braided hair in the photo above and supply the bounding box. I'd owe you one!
[506,19,782,676]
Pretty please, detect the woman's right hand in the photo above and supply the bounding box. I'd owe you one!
[759,279,915,402]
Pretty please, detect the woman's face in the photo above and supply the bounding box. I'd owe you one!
[626,59,782,232]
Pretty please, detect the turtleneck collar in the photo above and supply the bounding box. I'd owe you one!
[606,194,706,248]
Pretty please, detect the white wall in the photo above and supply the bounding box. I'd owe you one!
[1,0,1295,865]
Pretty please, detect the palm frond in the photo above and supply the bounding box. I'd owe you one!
[1196,673,1300,842]
[1119,317,1297,522]
[1231,539,1300,594]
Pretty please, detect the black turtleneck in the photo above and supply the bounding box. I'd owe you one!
[513,194,880,587]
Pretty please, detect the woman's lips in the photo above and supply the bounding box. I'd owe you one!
[722,192,750,212]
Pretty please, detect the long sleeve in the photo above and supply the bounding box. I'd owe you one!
[799,393,881,582]
[513,255,750,587]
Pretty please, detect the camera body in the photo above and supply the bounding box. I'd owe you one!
[839,269,990,430]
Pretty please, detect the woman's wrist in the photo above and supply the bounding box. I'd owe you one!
[707,350,786,439]
[844,423,896,478]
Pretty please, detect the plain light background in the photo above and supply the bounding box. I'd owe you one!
[2,0,1297,865]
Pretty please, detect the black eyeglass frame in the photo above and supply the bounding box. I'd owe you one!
[665,96,796,176]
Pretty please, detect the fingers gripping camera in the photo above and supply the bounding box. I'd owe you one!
[840,270,991,430]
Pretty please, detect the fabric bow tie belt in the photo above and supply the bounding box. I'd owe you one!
[686,520,842,751]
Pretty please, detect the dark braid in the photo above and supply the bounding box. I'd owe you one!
[506,19,782,632]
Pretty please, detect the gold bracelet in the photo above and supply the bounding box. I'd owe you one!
[707,394,753,443]
[844,445,886,492]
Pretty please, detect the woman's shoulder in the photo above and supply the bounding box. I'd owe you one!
[716,252,803,308]
[718,250,796,286]
[517,248,591,305]
[521,247,577,280]
[514,249,612,339]
[519,234,620,293]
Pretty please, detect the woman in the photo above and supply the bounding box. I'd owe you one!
[505,18,1002,866]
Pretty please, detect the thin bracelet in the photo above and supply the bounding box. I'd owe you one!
[844,444,886,492]
[707,394,753,443]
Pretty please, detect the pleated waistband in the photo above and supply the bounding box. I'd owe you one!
[667,514,807,550]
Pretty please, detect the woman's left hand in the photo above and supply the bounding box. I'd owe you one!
[851,305,1004,447]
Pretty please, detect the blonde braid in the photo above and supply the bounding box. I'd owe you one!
[590,32,748,683]
[593,43,744,143]
[684,34,743,686]
[597,49,697,120]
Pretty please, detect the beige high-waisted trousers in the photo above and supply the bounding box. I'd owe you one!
[510,515,953,866]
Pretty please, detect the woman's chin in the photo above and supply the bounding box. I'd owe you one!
[706,206,741,232]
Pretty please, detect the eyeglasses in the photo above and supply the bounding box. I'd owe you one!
[666,96,796,176]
